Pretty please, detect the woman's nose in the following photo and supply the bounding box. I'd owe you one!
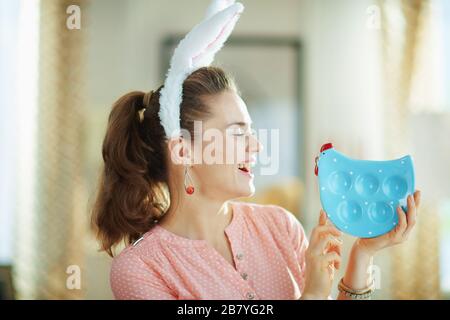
[247,132,263,154]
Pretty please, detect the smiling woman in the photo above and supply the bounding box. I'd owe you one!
[88,0,424,301]
[92,65,312,300]
[92,54,422,300]
[0,0,445,303]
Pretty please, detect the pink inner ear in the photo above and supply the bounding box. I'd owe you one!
[192,12,239,63]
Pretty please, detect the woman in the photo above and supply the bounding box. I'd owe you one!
[91,66,421,300]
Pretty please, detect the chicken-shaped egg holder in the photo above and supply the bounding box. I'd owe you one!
[314,143,415,238]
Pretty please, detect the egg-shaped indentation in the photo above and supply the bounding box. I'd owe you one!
[337,201,363,224]
[367,202,394,224]
[354,174,380,196]
[383,176,407,199]
[327,171,352,195]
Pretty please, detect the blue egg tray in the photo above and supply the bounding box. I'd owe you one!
[314,143,415,238]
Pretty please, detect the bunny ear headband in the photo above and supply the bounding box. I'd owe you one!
[154,0,244,139]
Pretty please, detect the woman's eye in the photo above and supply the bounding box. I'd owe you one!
[228,127,254,136]
[236,130,252,136]
[229,128,245,136]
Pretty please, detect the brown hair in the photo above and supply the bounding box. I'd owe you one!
[91,66,238,256]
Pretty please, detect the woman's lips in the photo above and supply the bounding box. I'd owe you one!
[238,166,249,173]
[237,166,254,178]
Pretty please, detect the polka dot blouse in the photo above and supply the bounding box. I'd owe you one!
[110,201,309,300]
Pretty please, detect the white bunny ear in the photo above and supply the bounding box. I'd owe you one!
[191,3,243,68]
[204,0,236,20]
[159,2,244,138]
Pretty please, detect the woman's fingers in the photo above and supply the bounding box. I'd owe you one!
[327,241,342,257]
[394,205,408,236]
[382,193,419,245]
[319,209,327,226]
[402,194,417,239]
[323,251,342,270]
[313,234,343,255]
[311,224,343,243]
[389,204,408,244]
[414,190,421,210]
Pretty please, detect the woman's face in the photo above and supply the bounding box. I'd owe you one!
[190,89,262,200]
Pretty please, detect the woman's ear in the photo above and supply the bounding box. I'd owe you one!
[167,136,192,166]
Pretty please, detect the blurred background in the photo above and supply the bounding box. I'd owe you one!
[0,0,449,299]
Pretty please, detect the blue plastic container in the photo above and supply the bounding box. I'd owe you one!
[315,143,415,238]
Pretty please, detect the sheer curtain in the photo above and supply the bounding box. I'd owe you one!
[9,0,89,299]
[379,0,446,299]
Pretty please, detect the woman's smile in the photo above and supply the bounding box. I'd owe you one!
[237,161,255,179]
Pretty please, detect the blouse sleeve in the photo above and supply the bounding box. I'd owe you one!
[266,205,309,295]
[110,251,176,300]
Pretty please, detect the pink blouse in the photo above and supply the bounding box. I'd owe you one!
[110,201,309,300]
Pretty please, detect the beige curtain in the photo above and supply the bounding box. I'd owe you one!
[14,0,88,299]
[379,0,441,299]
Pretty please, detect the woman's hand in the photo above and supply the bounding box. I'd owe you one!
[302,210,343,299]
[353,190,421,256]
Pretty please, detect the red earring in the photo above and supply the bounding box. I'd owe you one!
[184,166,195,195]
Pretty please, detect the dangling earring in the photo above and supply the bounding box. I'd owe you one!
[184,166,195,195]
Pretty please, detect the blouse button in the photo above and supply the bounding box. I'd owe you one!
[246,292,255,300]
[241,272,248,280]
[236,253,244,260]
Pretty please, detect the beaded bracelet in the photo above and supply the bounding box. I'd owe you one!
[338,278,375,300]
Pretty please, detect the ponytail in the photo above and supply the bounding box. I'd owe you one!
[91,90,167,257]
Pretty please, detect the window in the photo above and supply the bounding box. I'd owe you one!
[0,0,40,264]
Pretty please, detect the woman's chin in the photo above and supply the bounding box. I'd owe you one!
[233,183,255,199]
[220,172,256,199]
